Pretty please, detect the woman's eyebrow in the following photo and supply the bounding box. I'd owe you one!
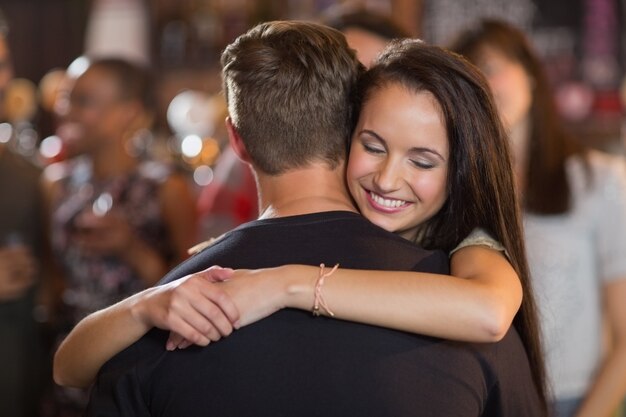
[359,129,385,143]
[408,147,446,161]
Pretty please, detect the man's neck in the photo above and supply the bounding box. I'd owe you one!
[255,162,358,219]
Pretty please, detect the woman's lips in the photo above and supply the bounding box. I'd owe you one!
[365,189,412,213]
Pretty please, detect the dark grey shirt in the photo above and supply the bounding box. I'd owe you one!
[87,211,543,417]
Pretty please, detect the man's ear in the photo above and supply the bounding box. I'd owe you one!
[225,117,252,164]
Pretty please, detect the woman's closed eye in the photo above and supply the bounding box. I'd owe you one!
[362,142,386,154]
[410,159,436,169]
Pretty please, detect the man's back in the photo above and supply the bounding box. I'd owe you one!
[87,211,541,417]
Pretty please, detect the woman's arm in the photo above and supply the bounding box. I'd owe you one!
[574,157,626,416]
[117,173,198,285]
[55,244,521,387]
[220,245,522,343]
[574,278,626,417]
[53,267,239,388]
[158,173,199,262]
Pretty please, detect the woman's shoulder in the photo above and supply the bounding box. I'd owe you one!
[568,150,626,194]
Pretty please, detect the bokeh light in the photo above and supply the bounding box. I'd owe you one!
[39,135,63,159]
[180,134,203,158]
[193,165,214,186]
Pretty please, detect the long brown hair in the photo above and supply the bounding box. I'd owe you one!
[359,39,548,412]
[450,19,588,214]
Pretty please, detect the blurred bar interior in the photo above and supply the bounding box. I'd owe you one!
[1,0,624,182]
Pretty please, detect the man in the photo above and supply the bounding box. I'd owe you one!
[85,21,541,417]
[0,9,49,417]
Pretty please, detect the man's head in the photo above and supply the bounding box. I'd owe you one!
[221,21,363,176]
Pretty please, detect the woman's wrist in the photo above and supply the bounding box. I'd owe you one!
[282,265,318,310]
[127,288,160,333]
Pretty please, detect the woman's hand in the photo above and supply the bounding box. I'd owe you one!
[167,266,298,349]
[129,266,241,350]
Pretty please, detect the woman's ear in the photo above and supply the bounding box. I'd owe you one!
[225,117,252,164]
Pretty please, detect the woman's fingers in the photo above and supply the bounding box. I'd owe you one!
[162,314,211,350]
[154,272,241,351]
[166,332,194,351]
[198,265,235,283]
[194,281,240,332]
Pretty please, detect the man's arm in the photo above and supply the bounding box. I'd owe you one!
[84,331,165,417]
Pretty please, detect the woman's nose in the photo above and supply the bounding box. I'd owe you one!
[373,160,402,193]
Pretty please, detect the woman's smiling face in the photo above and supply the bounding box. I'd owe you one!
[347,82,449,240]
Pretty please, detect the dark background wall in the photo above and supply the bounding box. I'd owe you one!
[1,0,88,83]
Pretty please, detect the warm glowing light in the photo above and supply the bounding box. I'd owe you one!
[92,192,113,217]
[67,56,90,79]
[193,165,214,186]
[39,135,63,159]
[181,134,203,158]
[166,90,216,137]
[0,123,13,143]
[200,137,220,165]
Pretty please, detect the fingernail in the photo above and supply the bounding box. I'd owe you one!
[166,341,175,351]
[233,321,241,330]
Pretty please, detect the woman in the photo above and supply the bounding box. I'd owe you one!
[45,58,197,321]
[54,40,547,412]
[451,19,626,417]
[44,58,197,413]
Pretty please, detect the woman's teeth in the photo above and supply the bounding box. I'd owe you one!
[370,191,407,208]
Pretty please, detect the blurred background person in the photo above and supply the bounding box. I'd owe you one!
[43,57,197,415]
[451,19,626,417]
[0,8,50,417]
[321,5,410,68]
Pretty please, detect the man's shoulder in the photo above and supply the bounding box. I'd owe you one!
[186,211,448,274]
[219,211,440,253]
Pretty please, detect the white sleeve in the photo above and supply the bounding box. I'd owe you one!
[450,228,508,258]
[595,155,626,282]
